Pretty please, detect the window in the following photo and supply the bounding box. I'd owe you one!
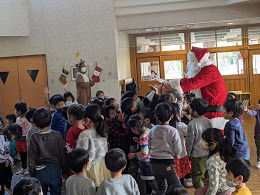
[161,33,185,51]
[210,53,217,66]
[217,51,244,75]
[253,55,260,74]
[136,35,160,53]
[141,61,160,81]
[164,60,183,79]
[216,28,242,47]
[191,30,216,48]
[248,26,260,45]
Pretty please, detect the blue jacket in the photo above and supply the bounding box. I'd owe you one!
[224,119,250,160]
[51,111,66,140]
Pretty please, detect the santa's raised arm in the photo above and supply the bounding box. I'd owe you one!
[169,47,227,128]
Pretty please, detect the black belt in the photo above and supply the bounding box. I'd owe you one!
[206,106,223,113]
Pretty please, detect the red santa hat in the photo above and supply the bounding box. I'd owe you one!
[191,47,209,63]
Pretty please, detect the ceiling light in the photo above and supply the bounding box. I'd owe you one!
[146,29,152,32]
[228,23,234,25]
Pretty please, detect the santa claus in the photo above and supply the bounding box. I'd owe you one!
[169,47,227,129]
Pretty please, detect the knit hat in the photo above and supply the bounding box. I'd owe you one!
[191,47,209,63]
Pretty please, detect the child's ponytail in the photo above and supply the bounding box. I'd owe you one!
[84,104,108,138]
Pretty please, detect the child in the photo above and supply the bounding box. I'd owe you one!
[6,114,17,163]
[244,101,260,168]
[13,177,42,195]
[66,148,96,195]
[28,107,67,195]
[15,102,32,175]
[195,128,234,195]
[25,108,38,150]
[96,90,105,100]
[121,91,145,110]
[64,91,78,107]
[97,148,140,195]
[0,124,20,195]
[185,98,212,189]
[169,103,192,187]
[51,95,67,140]
[76,104,110,187]
[223,99,250,160]
[139,108,155,129]
[148,102,182,194]
[226,157,252,195]
[6,114,16,126]
[121,97,138,128]
[66,104,88,150]
[106,106,129,154]
[127,114,157,195]
[166,186,189,195]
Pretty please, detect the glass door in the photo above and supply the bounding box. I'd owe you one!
[136,57,160,97]
[249,50,260,105]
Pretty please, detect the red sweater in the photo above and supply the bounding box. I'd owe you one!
[66,125,88,149]
[180,65,227,119]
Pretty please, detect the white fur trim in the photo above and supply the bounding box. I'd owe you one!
[169,79,183,95]
[210,117,228,130]
[77,72,89,82]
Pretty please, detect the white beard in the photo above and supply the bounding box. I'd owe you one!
[184,52,214,98]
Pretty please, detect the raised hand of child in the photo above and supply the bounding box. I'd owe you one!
[128,153,136,160]
[244,105,248,112]
[163,81,172,91]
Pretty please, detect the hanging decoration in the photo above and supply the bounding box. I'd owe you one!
[59,63,70,85]
[92,62,102,83]
[75,52,80,57]
[240,49,248,59]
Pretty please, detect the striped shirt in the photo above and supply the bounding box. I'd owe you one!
[136,128,150,162]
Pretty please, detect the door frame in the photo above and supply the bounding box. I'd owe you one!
[249,49,260,105]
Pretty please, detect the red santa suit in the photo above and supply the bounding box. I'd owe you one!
[170,47,227,129]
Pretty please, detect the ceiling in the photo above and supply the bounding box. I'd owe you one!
[114,0,260,16]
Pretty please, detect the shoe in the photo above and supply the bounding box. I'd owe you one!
[24,170,29,175]
[16,168,26,175]
[256,161,260,169]
[185,178,193,187]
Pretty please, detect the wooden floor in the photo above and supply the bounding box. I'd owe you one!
[186,107,260,194]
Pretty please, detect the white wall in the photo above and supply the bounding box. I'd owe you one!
[0,0,121,101]
[0,0,30,36]
[115,29,131,98]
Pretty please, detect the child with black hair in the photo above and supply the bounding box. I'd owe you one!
[6,114,16,126]
[165,186,189,195]
[66,148,96,195]
[121,91,145,110]
[106,106,129,154]
[96,90,105,100]
[148,102,182,194]
[6,114,17,164]
[51,95,67,140]
[28,107,67,195]
[15,102,31,175]
[66,104,88,150]
[90,97,106,116]
[25,108,39,150]
[76,104,110,187]
[121,97,138,127]
[169,103,192,187]
[13,177,42,195]
[195,128,234,195]
[185,98,212,189]
[0,124,20,195]
[127,114,157,195]
[139,108,155,129]
[64,91,78,106]
[106,98,120,112]
[97,148,140,195]
[244,100,260,168]
[223,99,250,160]
[226,157,252,195]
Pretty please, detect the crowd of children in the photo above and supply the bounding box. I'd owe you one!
[0,85,256,195]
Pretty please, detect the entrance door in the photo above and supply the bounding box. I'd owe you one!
[160,55,187,93]
[17,55,48,109]
[0,58,20,120]
[137,57,160,97]
[249,50,260,105]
